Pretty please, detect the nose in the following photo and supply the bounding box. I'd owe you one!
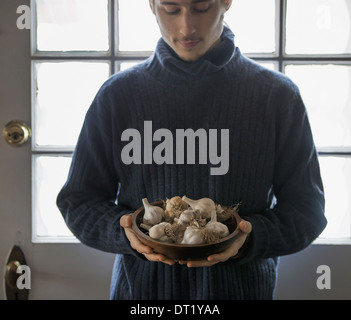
[179,11,196,37]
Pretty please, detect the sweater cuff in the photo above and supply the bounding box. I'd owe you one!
[231,215,269,264]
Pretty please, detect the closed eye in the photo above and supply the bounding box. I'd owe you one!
[164,6,180,15]
[193,7,209,13]
[162,2,211,15]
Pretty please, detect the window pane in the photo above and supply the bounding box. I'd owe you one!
[33,62,110,149]
[256,62,276,71]
[119,61,140,72]
[118,0,160,52]
[286,0,351,54]
[318,156,351,239]
[285,64,351,149]
[225,0,276,54]
[36,0,109,52]
[33,156,77,242]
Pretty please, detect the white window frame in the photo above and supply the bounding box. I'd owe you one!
[30,0,351,244]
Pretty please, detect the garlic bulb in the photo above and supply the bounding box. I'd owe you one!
[149,222,171,241]
[164,223,186,244]
[139,196,237,245]
[177,209,196,225]
[181,196,216,220]
[216,203,240,223]
[205,221,229,239]
[181,226,205,244]
[205,210,229,239]
[142,198,163,226]
[164,196,188,221]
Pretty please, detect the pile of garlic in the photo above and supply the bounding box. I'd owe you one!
[139,196,239,245]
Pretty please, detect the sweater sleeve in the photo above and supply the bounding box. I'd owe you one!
[239,82,327,263]
[56,87,139,256]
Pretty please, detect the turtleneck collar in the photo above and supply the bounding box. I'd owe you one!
[148,26,236,79]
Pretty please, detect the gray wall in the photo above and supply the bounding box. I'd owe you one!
[275,244,351,300]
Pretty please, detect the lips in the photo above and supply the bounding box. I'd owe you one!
[178,39,201,48]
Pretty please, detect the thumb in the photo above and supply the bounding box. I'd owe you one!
[239,220,252,234]
[120,214,133,228]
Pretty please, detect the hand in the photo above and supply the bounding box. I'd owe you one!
[178,219,252,268]
[120,214,176,266]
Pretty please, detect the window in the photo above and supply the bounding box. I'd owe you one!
[283,0,351,243]
[31,0,351,243]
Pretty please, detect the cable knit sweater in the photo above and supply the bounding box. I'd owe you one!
[57,27,327,300]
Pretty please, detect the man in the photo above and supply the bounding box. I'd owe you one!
[57,0,327,299]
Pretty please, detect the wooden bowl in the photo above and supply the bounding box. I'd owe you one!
[132,200,242,260]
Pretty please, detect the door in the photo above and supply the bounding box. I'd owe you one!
[2,0,351,301]
[0,0,115,300]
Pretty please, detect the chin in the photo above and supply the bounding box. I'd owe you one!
[177,50,205,62]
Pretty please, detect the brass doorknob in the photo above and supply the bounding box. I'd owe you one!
[3,120,31,146]
[5,245,29,300]
[5,260,22,290]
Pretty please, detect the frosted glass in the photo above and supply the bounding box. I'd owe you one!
[33,61,109,149]
[119,61,140,72]
[286,0,351,54]
[118,0,275,53]
[36,0,109,51]
[225,0,276,54]
[285,64,351,148]
[118,0,160,51]
[318,156,351,239]
[257,62,276,71]
[33,156,76,241]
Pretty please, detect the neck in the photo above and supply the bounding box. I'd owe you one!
[147,26,237,81]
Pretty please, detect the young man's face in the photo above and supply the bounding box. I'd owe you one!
[149,0,232,62]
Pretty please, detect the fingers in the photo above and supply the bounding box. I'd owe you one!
[206,232,250,265]
[179,250,231,267]
[121,214,153,255]
[206,245,236,265]
[121,214,175,265]
[144,252,176,266]
[185,259,218,268]
[181,255,228,267]
[124,226,153,255]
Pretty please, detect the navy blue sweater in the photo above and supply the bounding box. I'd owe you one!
[57,27,326,299]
